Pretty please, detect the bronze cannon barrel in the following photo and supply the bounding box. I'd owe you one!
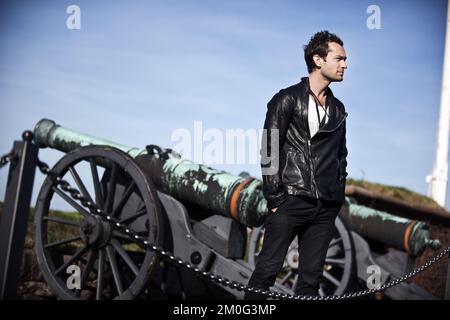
[34,118,268,227]
[339,198,440,256]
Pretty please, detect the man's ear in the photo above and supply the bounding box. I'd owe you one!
[313,54,322,68]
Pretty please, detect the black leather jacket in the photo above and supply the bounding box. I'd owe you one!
[261,77,348,209]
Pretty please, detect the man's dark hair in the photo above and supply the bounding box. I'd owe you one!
[303,31,344,73]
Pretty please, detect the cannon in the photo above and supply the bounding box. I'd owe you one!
[31,119,440,300]
[339,197,440,257]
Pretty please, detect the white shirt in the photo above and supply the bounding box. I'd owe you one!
[308,94,329,138]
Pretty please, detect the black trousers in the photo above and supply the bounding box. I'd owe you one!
[244,194,342,299]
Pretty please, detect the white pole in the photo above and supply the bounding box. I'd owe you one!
[426,0,450,207]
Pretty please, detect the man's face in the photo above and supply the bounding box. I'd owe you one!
[315,42,347,82]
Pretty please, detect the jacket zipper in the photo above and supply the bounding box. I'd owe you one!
[313,112,348,137]
[307,139,319,199]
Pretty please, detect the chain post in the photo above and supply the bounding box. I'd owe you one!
[0,131,39,300]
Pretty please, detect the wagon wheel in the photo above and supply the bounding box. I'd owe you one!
[34,146,164,300]
[247,216,354,296]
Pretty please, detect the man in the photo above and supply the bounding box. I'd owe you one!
[245,31,348,299]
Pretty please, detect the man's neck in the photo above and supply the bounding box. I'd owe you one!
[308,72,330,100]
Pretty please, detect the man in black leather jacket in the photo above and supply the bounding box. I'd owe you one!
[245,31,348,299]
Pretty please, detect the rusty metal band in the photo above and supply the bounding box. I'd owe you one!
[229,177,254,220]
[403,220,417,255]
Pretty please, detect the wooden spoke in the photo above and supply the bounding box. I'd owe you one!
[89,158,104,209]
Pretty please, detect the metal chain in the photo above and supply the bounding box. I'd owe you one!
[0,150,16,170]
[35,158,450,300]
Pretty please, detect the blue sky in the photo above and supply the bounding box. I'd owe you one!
[0,0,449,210]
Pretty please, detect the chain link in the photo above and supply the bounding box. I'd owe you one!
[35,158,450,300]
[0,150,16,170]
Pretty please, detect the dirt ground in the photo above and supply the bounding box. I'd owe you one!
[412,223,450,299]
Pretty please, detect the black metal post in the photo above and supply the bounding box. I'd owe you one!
[0,131,38,299]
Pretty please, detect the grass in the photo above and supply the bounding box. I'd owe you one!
[0,201,81,249]
[346,178,444,210]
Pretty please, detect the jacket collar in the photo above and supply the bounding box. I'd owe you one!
[299,77,346,134]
